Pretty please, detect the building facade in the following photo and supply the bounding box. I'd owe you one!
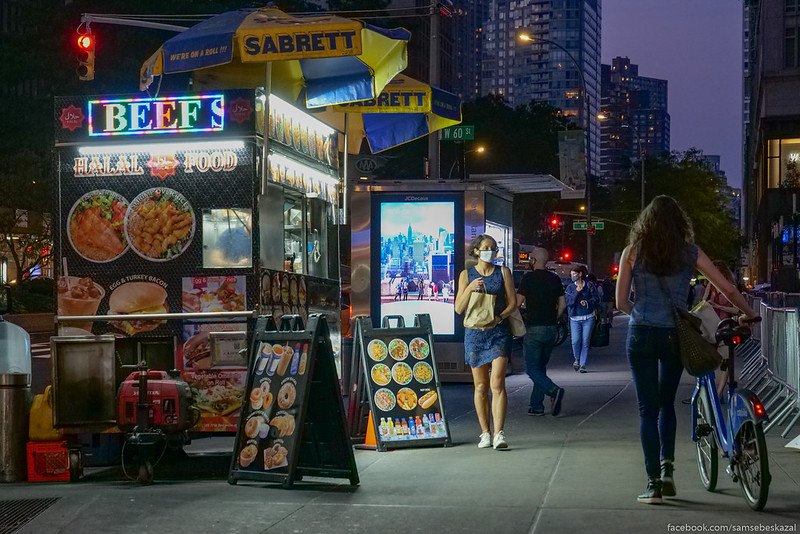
[479,0,601,176]
[744,0,800,290]
[598,57,670,184]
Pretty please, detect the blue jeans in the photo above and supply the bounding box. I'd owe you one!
[523,325,559,411]
[627,325,684,480]
[570,316,595,366]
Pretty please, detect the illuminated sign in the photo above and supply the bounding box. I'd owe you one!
[88,94,225,137]
[73,150,239,178]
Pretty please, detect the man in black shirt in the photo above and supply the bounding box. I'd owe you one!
[517,248,567,416]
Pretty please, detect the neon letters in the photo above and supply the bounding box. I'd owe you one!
[88,95,225,137]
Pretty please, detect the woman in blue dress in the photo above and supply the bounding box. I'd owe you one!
[455,234,518,450]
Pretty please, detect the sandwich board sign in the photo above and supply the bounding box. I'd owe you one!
[228,314,359,488]
[353,314,451,451]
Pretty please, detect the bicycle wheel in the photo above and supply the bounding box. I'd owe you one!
[694,388,718,491]
[736,421,770,511]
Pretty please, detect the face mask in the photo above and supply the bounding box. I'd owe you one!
[479,250,496,263]
[571,274,580,282]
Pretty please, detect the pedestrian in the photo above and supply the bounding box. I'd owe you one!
[402,280,409,301]
[431,281,438,301]
[517,247,566,416]
[454,233,517,450]
[417,278,424,300]
[566,265,599,373]
[702,261,740,396]
[615,195,759,505]
[600,277,616,323]
[394,282,402,301]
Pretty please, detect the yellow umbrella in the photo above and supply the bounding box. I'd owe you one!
[312,74,462,153]
[140,7,410,108]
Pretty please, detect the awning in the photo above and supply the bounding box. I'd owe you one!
[467,173,568,195]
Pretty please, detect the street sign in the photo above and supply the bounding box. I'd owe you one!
[441,125,475,141]
[573,220,604,231]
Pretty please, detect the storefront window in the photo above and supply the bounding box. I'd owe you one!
[284,192,305,273]
[202,209,253,268]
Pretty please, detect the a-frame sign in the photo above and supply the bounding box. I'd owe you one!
[228,314,359,488]
[354,314,451,451]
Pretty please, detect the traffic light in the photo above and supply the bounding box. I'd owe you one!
[76,33,95,81]
[549,217,560,229]
[560,251,571,261]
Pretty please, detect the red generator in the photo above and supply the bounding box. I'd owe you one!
[116,370,198,433]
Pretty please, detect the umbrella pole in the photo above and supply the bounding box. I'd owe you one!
[342,113,349,225]
[261,62,272,196]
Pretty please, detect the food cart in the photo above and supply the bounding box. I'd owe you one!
[53,88,343,434]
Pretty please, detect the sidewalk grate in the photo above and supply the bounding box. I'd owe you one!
[0,498,60,534]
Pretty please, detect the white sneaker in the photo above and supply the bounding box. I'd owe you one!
[493,430,508,449]
[478,432,492,448]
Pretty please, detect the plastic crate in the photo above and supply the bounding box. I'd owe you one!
[26,441,70,482]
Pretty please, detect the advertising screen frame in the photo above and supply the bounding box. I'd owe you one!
[369,192,464,341]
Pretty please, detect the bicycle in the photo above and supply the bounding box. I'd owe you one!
[691,316,771,510]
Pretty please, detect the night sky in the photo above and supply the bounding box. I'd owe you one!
[602,0,744,188]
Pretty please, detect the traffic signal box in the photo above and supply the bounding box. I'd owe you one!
[76,34,95,81]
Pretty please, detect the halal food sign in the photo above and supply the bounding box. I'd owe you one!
[88,94,225,137]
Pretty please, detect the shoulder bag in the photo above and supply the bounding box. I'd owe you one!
[657,277,722,377]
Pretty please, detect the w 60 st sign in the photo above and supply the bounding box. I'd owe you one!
[442,125,474,141]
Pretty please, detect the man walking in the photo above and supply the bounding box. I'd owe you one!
[518,248,566,416]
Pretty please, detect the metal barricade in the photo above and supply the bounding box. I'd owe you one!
[742,296,800,438]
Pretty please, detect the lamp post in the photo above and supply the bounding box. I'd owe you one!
[448,145,485,180]
[519,32,592,271]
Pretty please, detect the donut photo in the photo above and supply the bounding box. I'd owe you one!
[277,382,296,410]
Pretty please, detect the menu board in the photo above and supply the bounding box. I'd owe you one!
[229,314,358,488]
[356,314,451,451]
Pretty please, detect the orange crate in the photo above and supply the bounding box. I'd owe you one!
[26,441,70,482]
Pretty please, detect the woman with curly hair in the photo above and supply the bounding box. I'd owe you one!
[615,195,759,505]
[455,233,517,450]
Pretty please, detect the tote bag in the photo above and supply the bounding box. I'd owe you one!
[464,291,496,329]
[507,308,527,337]
[690,300,721,344]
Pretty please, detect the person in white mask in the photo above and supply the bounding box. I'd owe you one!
[455,234,518,450]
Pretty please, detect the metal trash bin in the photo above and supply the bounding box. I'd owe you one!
[0,373,31,482]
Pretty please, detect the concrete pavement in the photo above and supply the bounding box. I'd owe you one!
[3,315,800,533]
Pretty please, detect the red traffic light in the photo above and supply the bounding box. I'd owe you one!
[613,265,619,273]
[550,218,559,227]
[77,35,93,49]
[562,252,571,260]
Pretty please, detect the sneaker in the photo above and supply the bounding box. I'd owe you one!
[637,479,663,504]
[573,360,580,371]
[493,431,508,449]
[478,432,492,448]
[550,387,565,416]
[661,461,676,497]
[528,408,545,416]
[579,366,587,373]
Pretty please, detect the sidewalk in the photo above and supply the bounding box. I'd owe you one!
[4,315,800,534]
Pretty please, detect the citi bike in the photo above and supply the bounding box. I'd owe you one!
[691,316,770,510]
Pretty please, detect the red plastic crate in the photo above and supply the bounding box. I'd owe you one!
[26,441,70,482]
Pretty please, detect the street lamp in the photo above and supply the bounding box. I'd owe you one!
[518,31,593,271]
[597,111,645,211]
[448,145,485,180]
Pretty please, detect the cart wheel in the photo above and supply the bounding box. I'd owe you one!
[69,451,83,482]
[137,461,154,485]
